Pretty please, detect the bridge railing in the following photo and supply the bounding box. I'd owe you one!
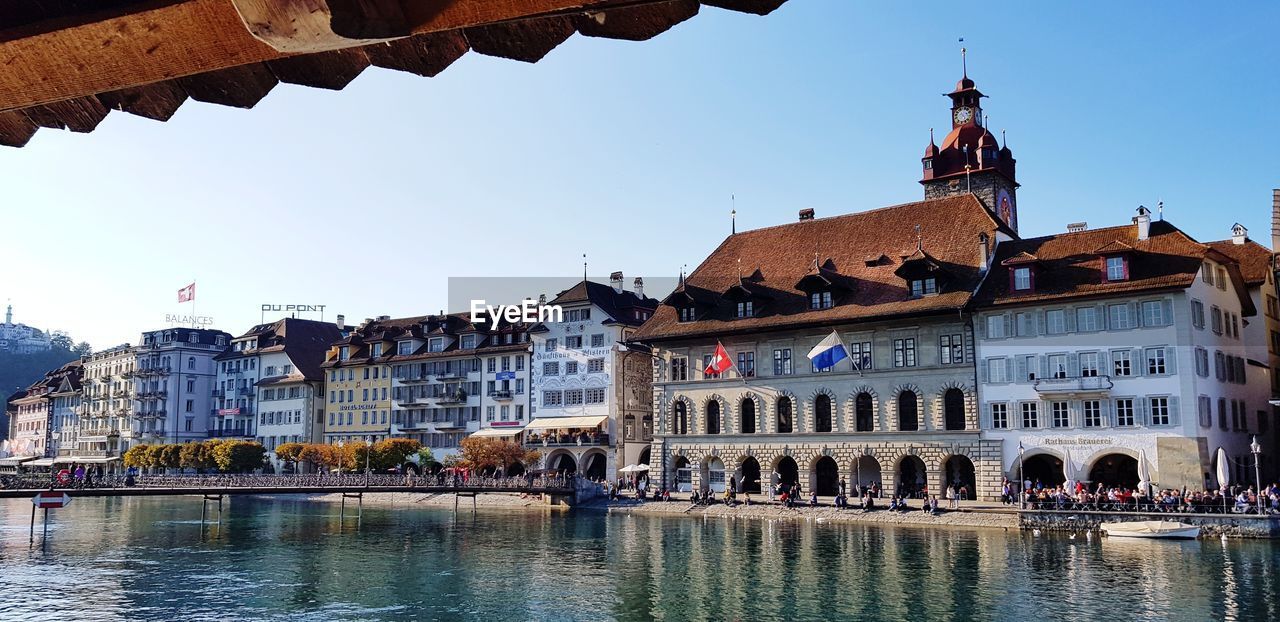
[0,472,576,492]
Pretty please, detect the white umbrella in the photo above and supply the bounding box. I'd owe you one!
[1137,449,1151,496]
[618,464,647,474]
[1216,447,1230,490]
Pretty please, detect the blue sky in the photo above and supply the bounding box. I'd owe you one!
[1,1,1276,348]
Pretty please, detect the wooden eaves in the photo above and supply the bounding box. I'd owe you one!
[0,0,787,147]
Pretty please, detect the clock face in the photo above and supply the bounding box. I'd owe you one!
[953,107,974,125]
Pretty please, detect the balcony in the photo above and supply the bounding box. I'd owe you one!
[211,389,224,398]
[525,432,610,447]
[137,390,168,400]
[237,387,255,396]
[431,418,467,429]
[1034,375,1114,397]
[435,393,468,405]
[436,371,467,381]
[490,390,513,401]
[395,394,427,406]
[397,374,433,384]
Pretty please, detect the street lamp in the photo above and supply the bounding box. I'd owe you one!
[1251,435,1264,515]
[1017,441,1026,510]
[364,437,373,487]
[337,439,345,478]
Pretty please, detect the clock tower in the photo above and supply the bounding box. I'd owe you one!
[920,62,1019,232]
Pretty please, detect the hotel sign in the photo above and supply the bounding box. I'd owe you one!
[261,304,327,314]
[167,314,214,326]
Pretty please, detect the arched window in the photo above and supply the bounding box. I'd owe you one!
[706,401,721,435]
[944,388,966,431]
[187,356,196,370]
[777,397,793,433]
[673,402,688,435]
[740,398,756,434]
[815,394,832,432]
[898,391,919,431]
[855,392,874,432]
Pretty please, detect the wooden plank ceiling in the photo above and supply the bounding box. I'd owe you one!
[0,0,787,147]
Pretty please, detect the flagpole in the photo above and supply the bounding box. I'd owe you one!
[190,279,196,328]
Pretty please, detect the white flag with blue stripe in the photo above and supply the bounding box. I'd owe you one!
[806,330,848,369]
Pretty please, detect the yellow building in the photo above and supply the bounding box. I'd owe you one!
[320,315,419,443]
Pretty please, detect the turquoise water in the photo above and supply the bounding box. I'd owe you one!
[0,497,1277,621]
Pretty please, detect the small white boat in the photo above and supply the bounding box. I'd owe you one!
[1101,520,1200,539]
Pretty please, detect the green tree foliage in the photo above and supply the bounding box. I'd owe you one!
[0,335,89,398]
[375,438,422,470]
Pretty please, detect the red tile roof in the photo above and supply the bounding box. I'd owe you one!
[633,195,1005,342]
[977,220,1256,315]
[1205,239,1274,287]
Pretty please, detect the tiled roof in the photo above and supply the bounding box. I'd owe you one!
[632,194,1005,342]
[550,280,659,327]
[1206,239,1273,286]
[219,318,344,381]
[976,220,1256,314]
[323,312,533,367]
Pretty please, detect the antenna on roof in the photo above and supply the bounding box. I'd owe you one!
[1157,199,1164,221]
[1001,128,1007,149]
[731,194,737,235]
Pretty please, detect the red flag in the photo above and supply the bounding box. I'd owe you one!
[704,342,733,376]
[178,282,195,303]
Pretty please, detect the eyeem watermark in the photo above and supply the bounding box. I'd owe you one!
[470,300,563,324]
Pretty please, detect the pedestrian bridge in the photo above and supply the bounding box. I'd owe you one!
[0,473,582,504]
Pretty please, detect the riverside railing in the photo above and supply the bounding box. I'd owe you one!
[0,472,575,492]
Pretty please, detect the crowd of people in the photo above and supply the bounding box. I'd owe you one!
[622,476,976,515]
[1004,477,1280,514]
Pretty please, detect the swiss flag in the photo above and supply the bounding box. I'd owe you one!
[178,282,195,303]
[704,342,734,376]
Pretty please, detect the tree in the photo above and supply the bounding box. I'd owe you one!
[123,444,150,469]
[179,442,209,471]
[49,331,73,351]
[160,444,183,470]
[145,444,167,471]
[275,442,304,469]
[212,440,266,473]
[375,438,421,470]
[298,443,339,470]
[459,437,540,474]
[416,447,440,473]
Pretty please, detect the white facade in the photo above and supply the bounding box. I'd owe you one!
[0,305,51,353]
[79,345,136,459]
[134,328,228,445]
[976,261,1272,490]
[254,350,324,469]
[214,344,261,439]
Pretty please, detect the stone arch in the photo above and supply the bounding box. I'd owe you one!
[735,454,763,493]
[1082,446,1141,488]
[808,388,838,433]
[770,453,801,490]
[893,452,928,498]
[847,385,879,432]
[703,394,726,435]
[580,448,609,481]
[774,391,797,434]
[850,452,883,489]
[941,453,977,500]
[810,454,840,496]
[891,384,923,432]
[1016,448,1068,488]
[670,454,693,492]
[544,449,578,474]
[736,392,764,435]
[932,381,975,431]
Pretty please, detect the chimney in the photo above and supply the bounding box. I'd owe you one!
[1272,189,1280,252]
[633,276,645,297]
[799,208,815,221]
[1134,206,1151,241]
[1067,222,1088,233]
[977,233,989,272]
[336,314,345,331]
[377,315,390,321]
[610,271,624,293]
[1232,223,1249,245]
[538,293,547,305]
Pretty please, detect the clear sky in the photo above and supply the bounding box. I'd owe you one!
[1,1,1276,349]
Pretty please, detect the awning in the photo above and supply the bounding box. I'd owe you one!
[78,457,122,464]
[28,458,57,468]
[0,456,35,466]
[524,415,609,431]
[471,427,524,438]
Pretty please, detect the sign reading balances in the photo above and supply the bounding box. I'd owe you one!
[166,314,214,326]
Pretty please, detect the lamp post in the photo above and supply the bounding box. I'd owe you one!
[1252,435,1264,515]
[337,439,345,478]
[1018,441,1026,510]
[364,437,373,487]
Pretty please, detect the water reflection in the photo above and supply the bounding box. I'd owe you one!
[0,498,1278,621]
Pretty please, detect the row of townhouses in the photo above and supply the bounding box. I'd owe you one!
[4,72,1278,495]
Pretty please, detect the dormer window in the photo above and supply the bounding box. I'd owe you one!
[910,278,938,297]
[397,341,414,355]
[339,346,350,361]
[1105,256,1128,281]
[460,334,476,349]
[736,301,754,318]
[370,343,383,358]
[678,307,696,322]
[810,291,833,310]
[427,338,444,353]
[1012,267,1033,291]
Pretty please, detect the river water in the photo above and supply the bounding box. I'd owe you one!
[0,496,1277,621]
